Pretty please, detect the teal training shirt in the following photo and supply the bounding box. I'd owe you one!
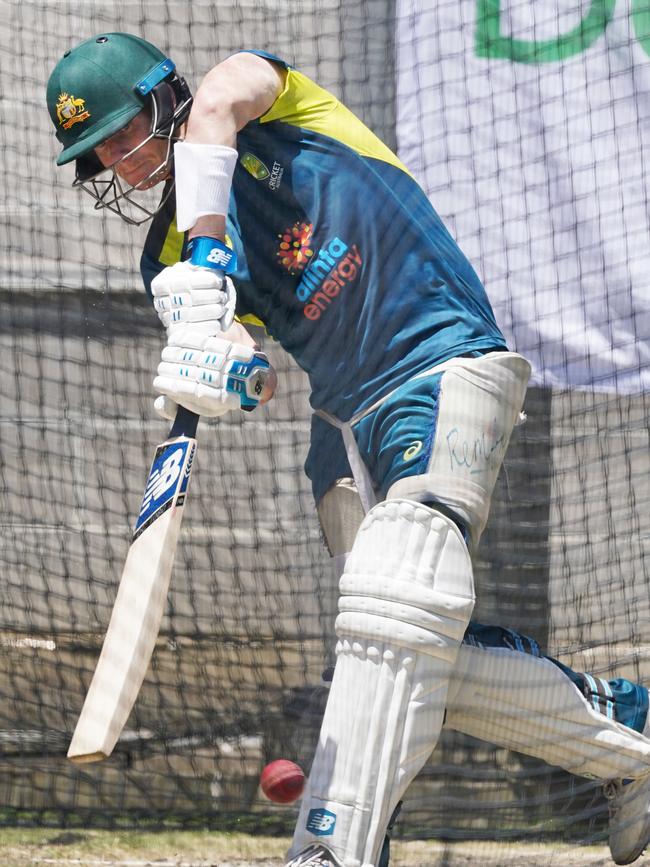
[141,51,507,421]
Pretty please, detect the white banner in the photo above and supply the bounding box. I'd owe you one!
[396,0,650,390]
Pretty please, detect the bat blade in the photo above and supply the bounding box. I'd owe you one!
[67,407,199,763]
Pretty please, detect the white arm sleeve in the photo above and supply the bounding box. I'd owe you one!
[173,142,239,231]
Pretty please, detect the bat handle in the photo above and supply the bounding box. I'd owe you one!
[168,405,199,439]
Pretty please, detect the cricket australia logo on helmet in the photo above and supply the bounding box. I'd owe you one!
[55,93,90,130]
[46,32,193,225]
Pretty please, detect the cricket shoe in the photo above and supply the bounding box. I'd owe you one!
[285,843,343,867]
[605,773,650,864]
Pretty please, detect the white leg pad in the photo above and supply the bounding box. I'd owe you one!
[288,499,475,867]
[446,644,650,780]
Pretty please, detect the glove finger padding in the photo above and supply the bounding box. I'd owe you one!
[153,330,272,418]
[151,260,236,334]
[162,332,233,359]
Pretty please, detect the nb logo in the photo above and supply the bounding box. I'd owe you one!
[139,447,184,517]
[206,247,233,267]
[306,808,336,836]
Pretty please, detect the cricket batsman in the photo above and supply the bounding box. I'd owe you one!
[47,33,650,866]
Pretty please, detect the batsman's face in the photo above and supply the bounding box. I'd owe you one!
[95,110,170,189]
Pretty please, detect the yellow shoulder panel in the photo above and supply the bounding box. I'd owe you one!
[237,312,266,328]
[259,69,411,176]
[159,216,184,267]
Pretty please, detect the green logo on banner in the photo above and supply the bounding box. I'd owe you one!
[475,1,650,63]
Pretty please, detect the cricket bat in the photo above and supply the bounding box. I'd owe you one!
[67,405,199,763]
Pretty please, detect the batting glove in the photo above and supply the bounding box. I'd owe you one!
[150,260,236,336]
[153,328,274,419]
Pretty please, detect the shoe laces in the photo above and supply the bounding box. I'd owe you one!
[604,780,624,821]
[604,780,623,802]
[290,846,339,867]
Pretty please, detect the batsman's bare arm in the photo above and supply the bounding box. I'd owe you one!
[174,51,284,358]
[183,52,285,247]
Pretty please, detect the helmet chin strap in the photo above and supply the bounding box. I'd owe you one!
[73,80,191,226]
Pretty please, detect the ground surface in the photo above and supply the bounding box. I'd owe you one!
[0,829,647,866]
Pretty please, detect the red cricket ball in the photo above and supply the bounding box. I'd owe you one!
[260,759,306,804]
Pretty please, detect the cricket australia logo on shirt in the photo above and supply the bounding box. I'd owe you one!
[240,152,284,190]
[133,441,192,539]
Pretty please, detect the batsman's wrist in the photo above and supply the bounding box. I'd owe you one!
[186,236,237,274]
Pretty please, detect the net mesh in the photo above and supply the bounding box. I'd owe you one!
[1,0,649,856]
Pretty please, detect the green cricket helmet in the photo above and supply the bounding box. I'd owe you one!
[47,32,192,224]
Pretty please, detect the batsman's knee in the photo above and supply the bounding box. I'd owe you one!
[338,498,475,664]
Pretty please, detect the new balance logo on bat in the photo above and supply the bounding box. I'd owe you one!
[133,441,191,537]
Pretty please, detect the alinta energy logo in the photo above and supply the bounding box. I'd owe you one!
[277,221,314,275]
[277,222,363,321]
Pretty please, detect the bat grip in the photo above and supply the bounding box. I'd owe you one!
[168,405,199,439]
